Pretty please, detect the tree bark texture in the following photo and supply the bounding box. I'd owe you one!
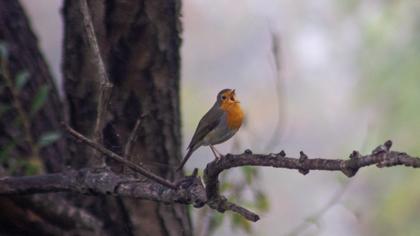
[0,0,189,235]
[0,1,72,235]
[63,0,189,235]
[0,0,66,173]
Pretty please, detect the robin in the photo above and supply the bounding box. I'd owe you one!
[177,89,244,171]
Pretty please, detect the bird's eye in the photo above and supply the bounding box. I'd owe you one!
[221,95,226,100]
[230,97,235,101]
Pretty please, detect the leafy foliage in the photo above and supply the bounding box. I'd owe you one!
[15,71,29,92]
[30,84,50,117]
[0,43,60,175]
[37,131,61,148]
[201,165,269,235]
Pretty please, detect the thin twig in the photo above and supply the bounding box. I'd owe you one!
[123,117,142,173]
[122,116,176,169]
[124,118,142,157]
[118,115,140,236]
[62,123,177,189]
[78,0,113,165]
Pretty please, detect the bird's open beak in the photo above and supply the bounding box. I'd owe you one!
[231,89,240,103]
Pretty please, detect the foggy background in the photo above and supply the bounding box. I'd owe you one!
[21,0,420,235]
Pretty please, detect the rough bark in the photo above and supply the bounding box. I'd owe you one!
[1,1,420,233]
[63,0,189,235]
[0,1,102,235]
[0,0,189,235]
[1,139,419,223]
[0,0,65,173]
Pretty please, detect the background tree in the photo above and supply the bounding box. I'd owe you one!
[1,1,420,236]
[1,0,189,235]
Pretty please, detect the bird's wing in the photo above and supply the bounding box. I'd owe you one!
[188,104,224,150]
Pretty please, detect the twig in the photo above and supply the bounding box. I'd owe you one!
[1,140,420,222]
[78,0,113,164]
[118,116,143,235]
[25,195,105,233]
[62,123,177,189]
[203,141,420,221]
[122,117,143,173]
[124,118,142,157]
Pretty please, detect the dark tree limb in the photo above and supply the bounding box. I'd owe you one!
[1,140,419,222]
[0,168,206,207]
[202,140,420,221]
[63,123,177,189]
[14,195,105,234]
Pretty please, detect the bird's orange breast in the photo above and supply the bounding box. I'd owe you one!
[221,102,244,129]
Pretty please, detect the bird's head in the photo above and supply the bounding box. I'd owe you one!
[217,88,239,106]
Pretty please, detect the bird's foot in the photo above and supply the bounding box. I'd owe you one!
[210,145,225,162]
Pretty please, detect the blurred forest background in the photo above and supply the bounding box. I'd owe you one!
[19,0,420,235]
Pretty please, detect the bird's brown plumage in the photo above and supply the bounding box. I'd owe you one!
[177,89,243,171]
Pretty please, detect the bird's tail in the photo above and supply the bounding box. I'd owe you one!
[176,148,194,171]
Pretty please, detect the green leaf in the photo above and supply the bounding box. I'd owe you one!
[23,160,41,175]
[15,71,29,91]
[231,213,252,233]
[242,166,257,184]
[37,131,61,147]
[255,191,270,212]
[220,181,234,192]
[30,85,50,116]
[209,212,225,232]
[306,216,321,228]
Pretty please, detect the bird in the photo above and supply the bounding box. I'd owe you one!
[177,88,244,171]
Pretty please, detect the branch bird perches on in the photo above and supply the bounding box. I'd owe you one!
[1,126,420,222]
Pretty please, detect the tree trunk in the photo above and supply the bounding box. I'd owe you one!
[63,0,190,235]
[0,1,73,235]
[0,0,190,235]
[0,0,66,174]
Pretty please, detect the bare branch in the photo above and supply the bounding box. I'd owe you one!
[123,116,143,173]
[203,140,420,221]
[1,140,419,222]
[124,117,143,157]
[63,123,178,189]
[23,195,105,233]
[0,168,206,207]
[78,0,113,165]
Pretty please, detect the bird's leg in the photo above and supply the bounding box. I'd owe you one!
[210,145,223,161]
